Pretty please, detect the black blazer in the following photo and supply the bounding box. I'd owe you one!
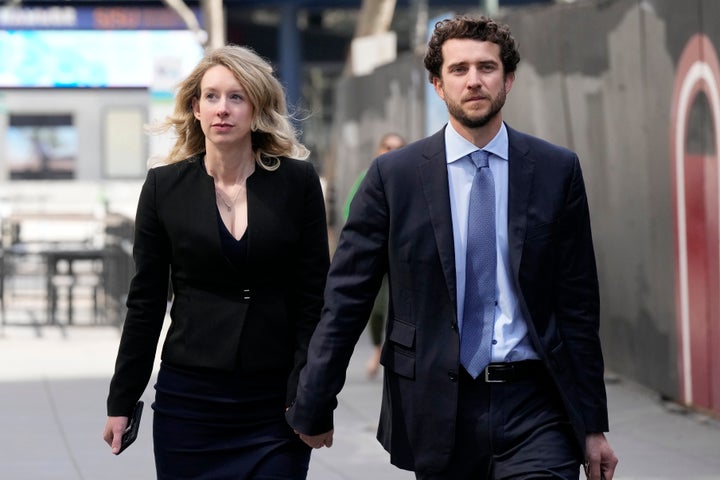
[287,125,608,473]
[107,155,329,416]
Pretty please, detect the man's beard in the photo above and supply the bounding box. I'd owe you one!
[446,87,507,129]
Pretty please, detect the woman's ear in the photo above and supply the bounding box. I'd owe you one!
[192,98,200,119]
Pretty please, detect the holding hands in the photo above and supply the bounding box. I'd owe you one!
[295,429,334,449]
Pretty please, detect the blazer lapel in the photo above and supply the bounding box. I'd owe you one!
[418,129,458,312]
[506,126,534,280]
[187,157,238,270]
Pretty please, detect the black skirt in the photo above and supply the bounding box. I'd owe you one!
[152,362,310,480]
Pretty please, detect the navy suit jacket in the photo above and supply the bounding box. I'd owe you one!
[107,155,329,417]
[287,125,608,473]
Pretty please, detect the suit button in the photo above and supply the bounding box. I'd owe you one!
[448,371,458,382]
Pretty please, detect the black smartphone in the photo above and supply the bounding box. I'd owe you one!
[116,400,144,455]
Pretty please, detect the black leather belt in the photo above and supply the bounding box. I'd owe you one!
[472,360,544,383]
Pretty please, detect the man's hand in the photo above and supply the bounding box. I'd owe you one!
[585,432,618,480]
[295,429,334,449]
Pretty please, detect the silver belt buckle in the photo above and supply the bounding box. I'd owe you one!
[484,364,506,383]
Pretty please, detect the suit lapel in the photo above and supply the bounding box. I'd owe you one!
[418,129,458,311]
[506,126,534,280]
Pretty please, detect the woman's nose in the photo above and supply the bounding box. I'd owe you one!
[216,99,229,116]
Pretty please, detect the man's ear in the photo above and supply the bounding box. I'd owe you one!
[432,76,445,100]
[504,72,515,94]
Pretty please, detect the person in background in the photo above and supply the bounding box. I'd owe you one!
[287,15,617,480]
[343,133,407,378]
[102,44,329,479]
[342,133,407,222]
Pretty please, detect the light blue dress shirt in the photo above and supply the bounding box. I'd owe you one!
[445,122,538,363]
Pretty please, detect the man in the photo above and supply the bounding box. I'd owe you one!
[287,15,617,480]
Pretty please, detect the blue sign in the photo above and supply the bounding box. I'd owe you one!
[0,29,204,88]
[0,6,201,30]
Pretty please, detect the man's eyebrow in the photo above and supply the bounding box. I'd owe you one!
[445,59,499,69]
[445,60,468,69]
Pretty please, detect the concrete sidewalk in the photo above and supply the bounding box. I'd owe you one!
[1,323,719,480]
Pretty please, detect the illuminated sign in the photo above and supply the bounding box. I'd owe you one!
[0,30,204,88]
[0,6,201,30]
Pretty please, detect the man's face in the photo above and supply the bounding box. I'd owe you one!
[432,38,514,130]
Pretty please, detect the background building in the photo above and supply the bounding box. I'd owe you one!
[0,0,551,184]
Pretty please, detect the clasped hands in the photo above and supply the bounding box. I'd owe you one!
[294,429,334,449]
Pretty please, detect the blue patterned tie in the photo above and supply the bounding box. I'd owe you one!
[461,150,496,379]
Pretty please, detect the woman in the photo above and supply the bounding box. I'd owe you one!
[102,45,330,479]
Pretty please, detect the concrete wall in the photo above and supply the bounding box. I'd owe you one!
[325,53,426,231]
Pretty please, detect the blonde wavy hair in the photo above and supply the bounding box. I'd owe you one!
[150,44,309,170]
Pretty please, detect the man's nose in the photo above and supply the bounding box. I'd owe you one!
[467,68,483,88]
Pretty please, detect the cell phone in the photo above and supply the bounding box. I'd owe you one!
[116,401,144,455]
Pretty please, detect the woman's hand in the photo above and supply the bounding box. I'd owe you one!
[103,416,129,455]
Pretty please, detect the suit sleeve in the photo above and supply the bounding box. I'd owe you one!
[555,157,608,433]
[286,162,331,406]
[106,168,171,416]
[286,159,389,434]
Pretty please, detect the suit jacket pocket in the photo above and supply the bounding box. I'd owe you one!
[388,318,415,348]
[382,318,415,379]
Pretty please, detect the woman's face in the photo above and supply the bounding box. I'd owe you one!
[192,65,254,151]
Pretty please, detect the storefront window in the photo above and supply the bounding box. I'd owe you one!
[5,114,78,180]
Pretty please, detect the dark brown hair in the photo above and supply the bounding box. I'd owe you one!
[423,15,520,83]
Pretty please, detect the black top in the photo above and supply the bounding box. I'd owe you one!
[218,210,249,270]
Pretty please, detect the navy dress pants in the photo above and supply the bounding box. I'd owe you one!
[416,363,582,480]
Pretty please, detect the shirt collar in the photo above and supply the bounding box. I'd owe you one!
[445,121,509,164]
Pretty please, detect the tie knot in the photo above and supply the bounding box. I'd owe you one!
[470,150,489,169]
